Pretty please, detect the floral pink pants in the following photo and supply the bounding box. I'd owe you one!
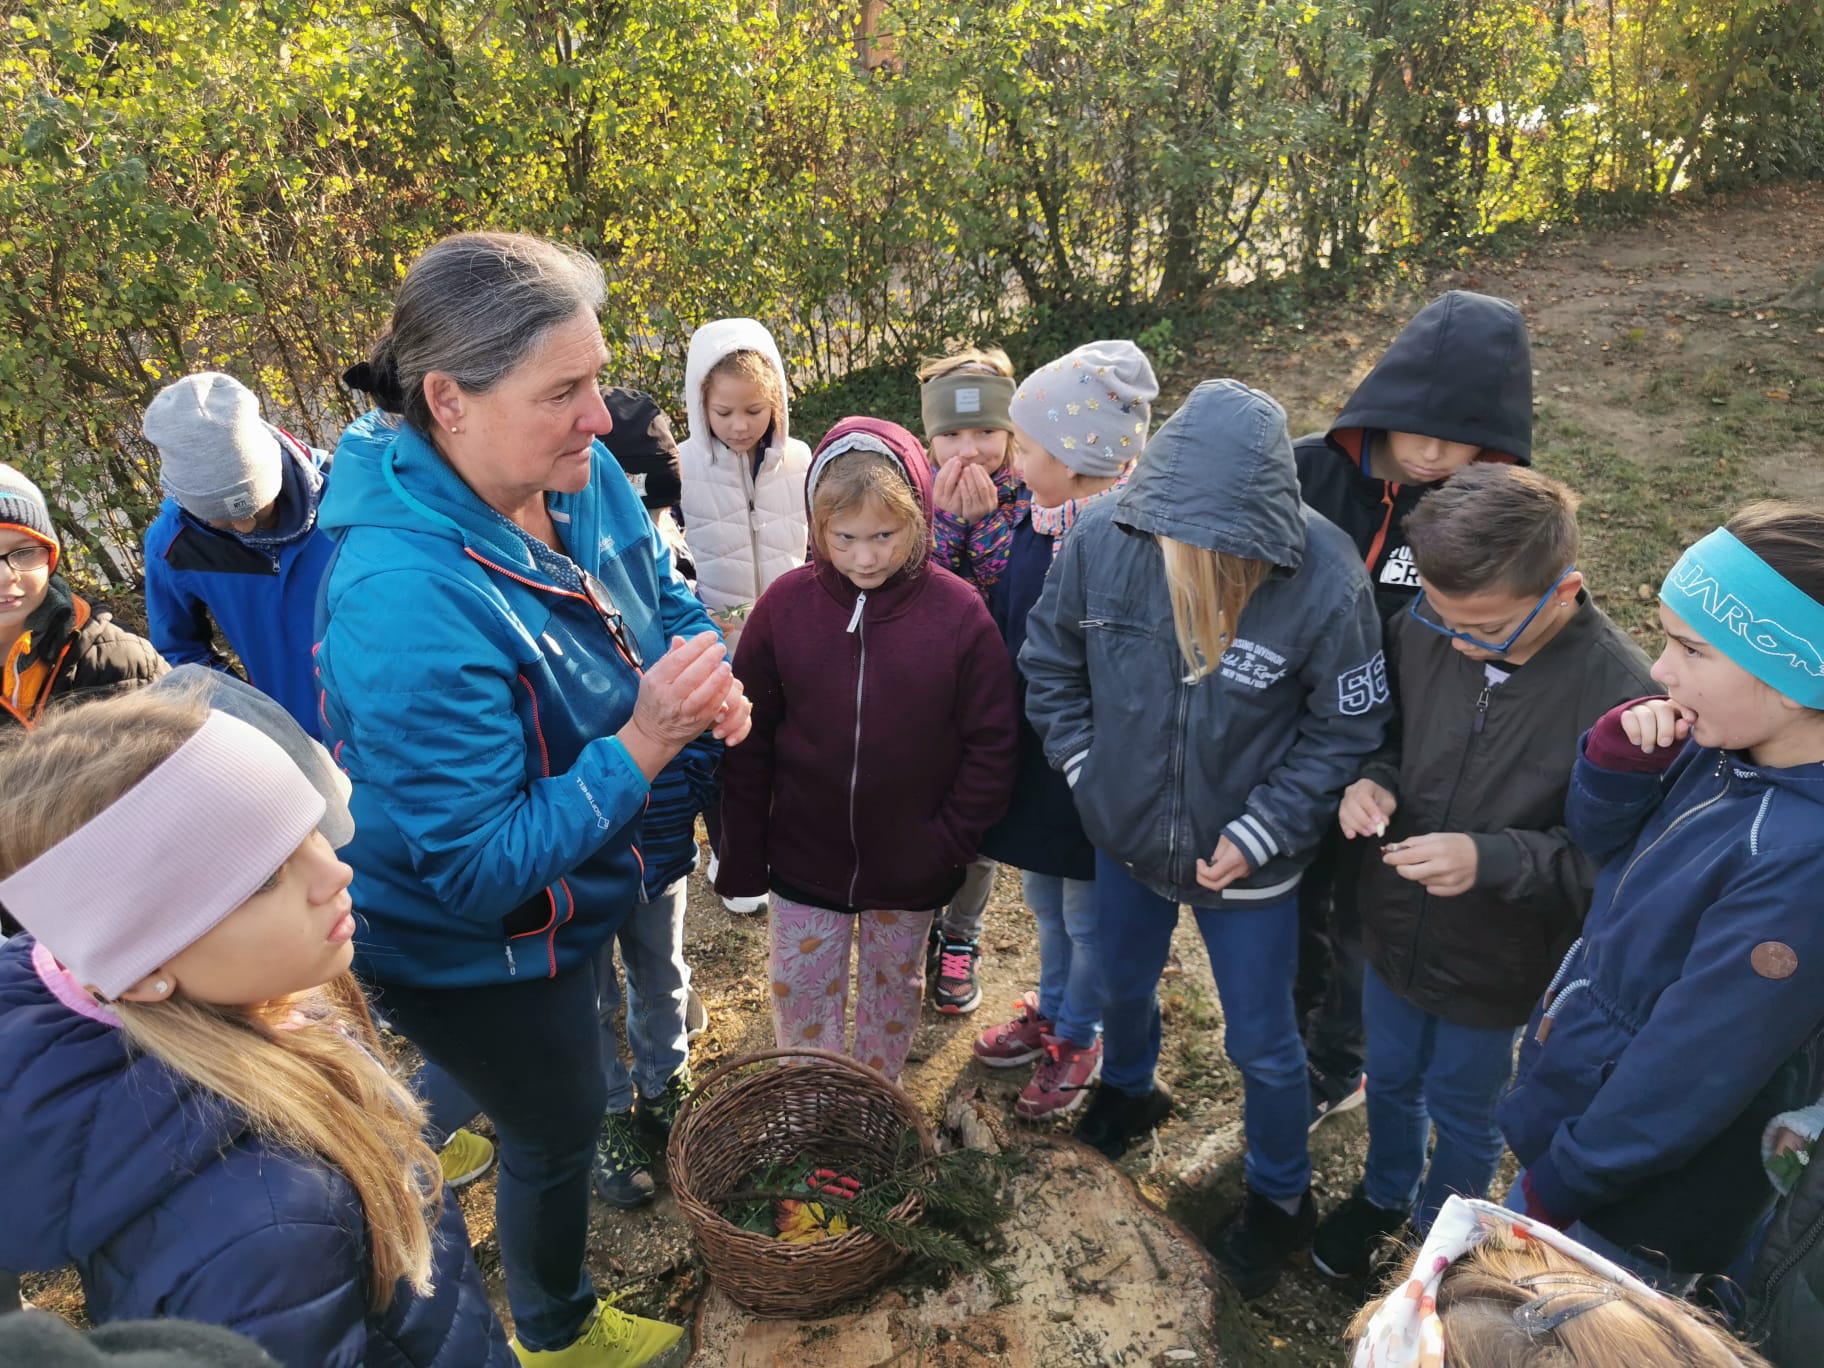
[768,896,935,1082]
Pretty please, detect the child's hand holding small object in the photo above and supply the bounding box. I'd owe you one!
[1339,777,1397,840]
[1382,832,1479,898]
[1765,1101,1824,1196]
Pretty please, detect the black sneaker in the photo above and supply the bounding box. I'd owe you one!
[1073,1080,1173,1159]
[932,937,983,1014]
[925,926,944,985]
[593,1109,655,1209]
[636,1065,693,1137]
[1311,1186,1412,1282]
[1210,1187,1318,1300]
[1308,1066,1367,1133]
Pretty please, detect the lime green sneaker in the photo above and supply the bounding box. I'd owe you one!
[438,1127,495,1187]
[510,1298,684,1367]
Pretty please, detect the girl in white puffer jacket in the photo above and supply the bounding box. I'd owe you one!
[677,319,812,646]
[678,318,813,915]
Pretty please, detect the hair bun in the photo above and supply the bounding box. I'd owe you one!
[341,352,407,413]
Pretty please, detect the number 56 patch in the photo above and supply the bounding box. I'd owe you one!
[1337,652,1390,716]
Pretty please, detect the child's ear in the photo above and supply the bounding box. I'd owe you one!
[114,969,178,1003]
[1556,569,1586,606]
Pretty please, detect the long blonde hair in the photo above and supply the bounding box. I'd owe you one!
[1349,1225,1768,1366]
[1158,536,1272,682]
[0,690,442,1310]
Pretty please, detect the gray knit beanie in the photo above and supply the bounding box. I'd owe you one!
[0,460,58,568]
[1008,341,1159,478]
[143,373,284,523]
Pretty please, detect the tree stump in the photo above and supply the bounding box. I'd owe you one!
[687,1136,1245,1366]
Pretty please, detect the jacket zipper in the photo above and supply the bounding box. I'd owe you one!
[1745,1201,1824,1338]
[1403,682,1490,993]
[1167,676,1189,882]
[740,449,765,604]
[1533,755,1732,1042]
[846,591,868,906]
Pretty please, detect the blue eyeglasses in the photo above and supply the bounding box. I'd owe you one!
[1407,564,1577,654]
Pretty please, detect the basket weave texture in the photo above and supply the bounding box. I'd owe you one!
[666,1047,938,1318]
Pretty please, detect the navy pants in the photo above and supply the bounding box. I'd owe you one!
[1096,853,1311,1200]
[377,959,607,1352]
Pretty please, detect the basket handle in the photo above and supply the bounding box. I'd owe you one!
[672,1046,937,1156]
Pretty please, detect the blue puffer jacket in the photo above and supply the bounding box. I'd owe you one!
[142,430,337,740]
[316,421,717,988]
[0,938,511,1367]
[1022,379,1390,904]
[1499,741,1824,1272]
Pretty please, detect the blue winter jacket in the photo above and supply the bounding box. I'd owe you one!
[142,430,337,740]
[315,421,718,988]
[1499,741,1824,1272]
[0,937,511,1368]
[1022,379,1390,904]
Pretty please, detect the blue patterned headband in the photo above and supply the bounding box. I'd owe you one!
[1660,527,1824,708]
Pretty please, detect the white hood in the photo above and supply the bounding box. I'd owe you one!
[681,317,792,461]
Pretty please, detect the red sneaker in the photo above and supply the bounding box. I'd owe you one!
[1016,1033,1103,1119]
[972,991,1051,1068]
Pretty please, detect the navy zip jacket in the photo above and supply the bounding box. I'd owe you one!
[1023,379,1391,905]
[1292,290,1532,620]
[315,421,717,988]
[977,514,1095,881]
[143,430,337,739]
[1499,739,1824,1272]
[0,937,511,1367]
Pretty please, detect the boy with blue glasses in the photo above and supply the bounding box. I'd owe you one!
[1311,465,1657,1283]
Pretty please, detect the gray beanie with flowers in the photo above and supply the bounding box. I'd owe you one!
[1008,341,1159,478]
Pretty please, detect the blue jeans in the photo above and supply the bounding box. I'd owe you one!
[1503,1170,1701,1295]
[1096,852,1310,1200]
[1025,870,1102,1047]
[597,877,691,1112]
[1362,966,1519,1232]
[377,959,607,1352]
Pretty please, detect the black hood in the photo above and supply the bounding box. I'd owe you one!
[1330,290,1533,464]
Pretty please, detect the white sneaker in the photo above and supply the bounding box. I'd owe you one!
[705,849,766,913]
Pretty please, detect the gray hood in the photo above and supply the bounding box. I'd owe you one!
[1115,379,1305,571]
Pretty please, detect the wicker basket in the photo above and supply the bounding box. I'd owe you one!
[666,1047,937,1318]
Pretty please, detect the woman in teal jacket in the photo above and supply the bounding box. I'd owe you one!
[316,232,749,1368]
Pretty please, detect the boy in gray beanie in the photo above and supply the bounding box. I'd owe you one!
[140,373,337,740]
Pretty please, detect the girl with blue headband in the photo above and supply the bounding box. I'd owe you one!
[1498,502,1824,1293]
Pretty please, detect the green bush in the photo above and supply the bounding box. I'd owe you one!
[2,0,1819,583]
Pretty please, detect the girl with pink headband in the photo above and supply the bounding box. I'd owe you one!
[0,688,513,1366]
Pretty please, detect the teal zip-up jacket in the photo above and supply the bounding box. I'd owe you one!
[314,422,717,988]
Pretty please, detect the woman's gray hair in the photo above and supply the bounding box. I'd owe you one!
[365,232,606,432]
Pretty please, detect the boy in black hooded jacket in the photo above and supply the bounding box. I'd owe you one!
[1292,290,1535,1121]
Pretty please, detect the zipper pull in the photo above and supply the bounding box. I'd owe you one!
[846,591,867,634]
[504,942,517,977]
[1473,686,1491,734]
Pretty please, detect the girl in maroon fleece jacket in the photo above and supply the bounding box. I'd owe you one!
[716,417,1018,1079]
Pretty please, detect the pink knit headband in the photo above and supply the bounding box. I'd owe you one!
[0,711,327,999]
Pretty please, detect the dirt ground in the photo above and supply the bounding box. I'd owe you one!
[22,181,1824,1363]
[604,180,1824,1365]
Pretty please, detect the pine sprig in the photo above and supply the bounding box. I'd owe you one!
[715,1136,1024,1300]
